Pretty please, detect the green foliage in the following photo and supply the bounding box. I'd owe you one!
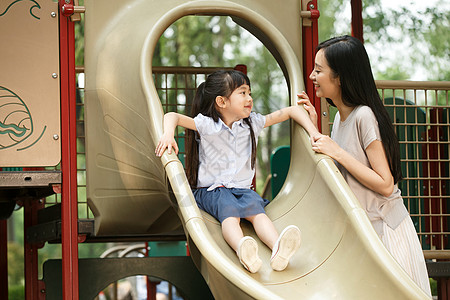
[10,210,24,245]
[7,242,24,286]
[373,3,450,81]
[8,285,25,300]
[74,0,85,66]
[74,15,85,66]
[375,65,410,81]
[317,0,449,81]
[78,243,109,258]
[430,278,437,296]
[153,16,241,67]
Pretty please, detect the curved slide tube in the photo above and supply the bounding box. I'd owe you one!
[84,0,430,298]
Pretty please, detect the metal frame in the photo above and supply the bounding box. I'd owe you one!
[377,81,449,259]
[351,0,364,42]
[301,0,320,130]
[0,220,7,299]
[58,0,80,298]
[24,197,45,300]
[43,256,213,300]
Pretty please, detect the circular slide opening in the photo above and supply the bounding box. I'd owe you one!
[152,15,290,197]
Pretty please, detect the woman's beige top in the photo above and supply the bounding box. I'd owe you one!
[331,105,409,236]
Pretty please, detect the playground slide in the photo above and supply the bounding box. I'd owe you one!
[84,0,430,298]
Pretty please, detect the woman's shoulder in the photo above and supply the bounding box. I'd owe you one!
[355,105,373,115]
[354,106,380,139]
[354,105,376,122]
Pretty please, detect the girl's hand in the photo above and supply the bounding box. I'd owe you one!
[297,92,318,128]
[155,133,179,157]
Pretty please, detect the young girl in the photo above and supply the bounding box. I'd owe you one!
[300,35,431,295]
[156,70,320,273]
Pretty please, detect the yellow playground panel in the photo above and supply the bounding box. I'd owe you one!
[83,0,434,298]
[0,0,61,166]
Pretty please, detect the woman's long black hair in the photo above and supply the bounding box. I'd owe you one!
[317,35,402,183]
[185,70,256,187]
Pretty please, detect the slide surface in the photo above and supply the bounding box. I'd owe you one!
[162,134,430,299]
[84,0,430,298]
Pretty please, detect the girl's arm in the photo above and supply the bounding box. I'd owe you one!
[264,101,320,141]
[155,112,196,157]
[297,91,318,128]
[312,135,394,197]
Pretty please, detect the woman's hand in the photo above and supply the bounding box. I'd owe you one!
[297,91,318,129]
[311,134,342,160]
[309,132,323,147]
[312,135,394,196]
[155,133,179,157]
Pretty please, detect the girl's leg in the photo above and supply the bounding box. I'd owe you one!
[222,216,262,273]
[246,213,279,249]
[221,217,243,251]
[247,213,301,271]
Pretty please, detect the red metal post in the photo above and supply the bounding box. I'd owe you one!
[0,220,7,300]
[147,281,158,300]
[24,199,43,299]
[59,0,79,299]
[20,168,46,299]
[423,108,448,249]
[438,278,450,300]
[234,64,247,75]
[422,108,449,300]
[351,0,364,43]
[144,243,158,300]
[302,0,320,130]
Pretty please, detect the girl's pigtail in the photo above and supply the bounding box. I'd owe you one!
[244,117,256,170]
[185,82,205,187]
[185,129,199,187]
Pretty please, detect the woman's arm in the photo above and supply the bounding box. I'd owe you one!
[155,112,196,157]
[312,136,394,197]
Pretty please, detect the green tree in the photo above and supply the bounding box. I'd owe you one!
[7,242,24,286]
[153,16,241,67]
[75,0,84,66]
[317,0,449,81]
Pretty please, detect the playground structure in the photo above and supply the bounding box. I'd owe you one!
[1,0,449,299]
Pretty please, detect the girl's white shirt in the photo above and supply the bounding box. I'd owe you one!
[194,112,266,191]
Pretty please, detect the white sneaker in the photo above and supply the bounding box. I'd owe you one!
[270,225,301,271]
[237,236,262,273]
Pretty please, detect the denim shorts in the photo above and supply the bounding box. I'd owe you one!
[193,187,269,223]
